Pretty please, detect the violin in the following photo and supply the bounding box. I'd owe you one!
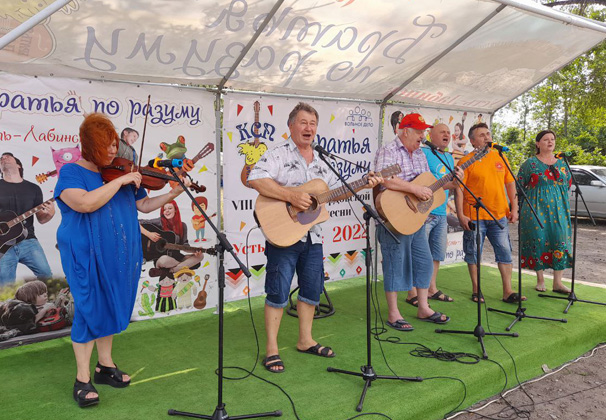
[101,157,178,191]
[101,157,206,192]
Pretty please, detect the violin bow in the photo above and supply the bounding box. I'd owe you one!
[136,95,151,171]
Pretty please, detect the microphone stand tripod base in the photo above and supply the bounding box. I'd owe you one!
[327,365,422,412]
[168,405,282,420]
[487,305,567,331]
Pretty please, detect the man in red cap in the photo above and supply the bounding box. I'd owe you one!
[374,113,460,330]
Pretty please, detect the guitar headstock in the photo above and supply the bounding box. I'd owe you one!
[191,143,215,163]
[36,173,48,184]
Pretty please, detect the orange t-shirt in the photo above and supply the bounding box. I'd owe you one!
[457,149,514,220]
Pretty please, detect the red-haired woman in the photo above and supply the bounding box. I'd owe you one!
[54,113,191,408]
[140,200,203,274]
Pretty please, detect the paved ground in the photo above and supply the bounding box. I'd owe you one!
[454,217,606,420]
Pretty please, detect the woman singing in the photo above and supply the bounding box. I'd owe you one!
[517,130,573,293]
[54,113,191,407]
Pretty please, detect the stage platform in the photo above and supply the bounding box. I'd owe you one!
[2,264,605,420]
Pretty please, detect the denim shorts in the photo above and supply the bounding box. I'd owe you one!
[377,225,432,292]
[0,238,52,286]
[264,236,324,308]
[463,217,512,265]
[425,215,448,262]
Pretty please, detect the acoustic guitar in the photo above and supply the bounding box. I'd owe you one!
[375,146,489,235]
[254,164,401,247]
[193,276,209,309]
[140,223,216,262]
[35,169,57,184]
[0,198,55,260]
[239,101,267,188]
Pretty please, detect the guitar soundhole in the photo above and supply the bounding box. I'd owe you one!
[404,196,418,213]
[308,196,319,212]
[0,223,7,235]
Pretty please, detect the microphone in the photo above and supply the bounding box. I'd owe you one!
[486,142,509,152]
[422,140,439,151]
[555,151,572,159]
[148,157,184,169]
[312,142,335,158]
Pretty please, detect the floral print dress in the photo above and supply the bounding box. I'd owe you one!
[517,157,573,271]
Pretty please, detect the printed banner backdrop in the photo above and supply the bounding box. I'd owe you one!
[382,105,488,265]
[222,93,380,301]
[0,74,218,324]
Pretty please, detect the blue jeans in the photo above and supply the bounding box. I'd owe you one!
[264,236,324,308]
[463,217,513,265]
[377,225,432,292]
[425,215,447,262]
[0,238,52,285]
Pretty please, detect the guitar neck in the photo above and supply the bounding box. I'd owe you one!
[7,198,55,229]
[173,143,214,177]
[163,242,214,255]
[428,152,479,192]
[315,165,399,204]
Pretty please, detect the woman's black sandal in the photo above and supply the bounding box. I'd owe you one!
[94,362,131,388]
[73,379,100,408]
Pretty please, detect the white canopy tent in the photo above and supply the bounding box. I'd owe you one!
[1,0,605,115]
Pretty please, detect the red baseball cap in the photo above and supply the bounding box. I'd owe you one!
[398,113,433,130]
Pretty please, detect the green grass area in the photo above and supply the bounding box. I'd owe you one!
[2,264,605,420]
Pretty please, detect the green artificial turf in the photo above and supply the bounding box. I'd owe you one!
[2,264,605,420]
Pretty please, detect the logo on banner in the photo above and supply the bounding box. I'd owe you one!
[238,101,268,188]
[345,106,373,128]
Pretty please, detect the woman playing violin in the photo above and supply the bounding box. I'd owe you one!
[54,113,192,408]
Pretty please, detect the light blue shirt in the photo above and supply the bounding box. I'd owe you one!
[422,147,455,216]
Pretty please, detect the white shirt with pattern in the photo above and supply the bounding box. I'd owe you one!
[248,140,339,244]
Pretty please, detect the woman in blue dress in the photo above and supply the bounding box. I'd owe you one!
[517,130,573,294]
[55,113,191,407]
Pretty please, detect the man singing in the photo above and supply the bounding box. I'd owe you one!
[248,102,381,372]
[405,123,457,307]
[375,114,460,331]
[454,123,525,303]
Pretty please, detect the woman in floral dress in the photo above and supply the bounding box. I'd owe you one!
[517,130,573,293]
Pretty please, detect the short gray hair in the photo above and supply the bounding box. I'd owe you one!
[287,102,319,126]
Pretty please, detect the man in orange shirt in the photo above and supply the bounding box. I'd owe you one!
[454,123,525,304]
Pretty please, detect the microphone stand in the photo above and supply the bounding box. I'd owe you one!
[435,147,517,359]
[166,168,281,420]
[487,151,567,329]
[538,155,605,313]
[316,149,422,413]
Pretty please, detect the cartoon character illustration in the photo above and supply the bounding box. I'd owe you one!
[148,273,177,313]
[239,101,267,188]
[191,196,217,242]
[36,145,81,184]
[138,293,156,318]
[173,267,200,310]
[160,135,188,159]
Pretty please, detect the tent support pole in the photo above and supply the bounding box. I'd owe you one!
[0,0,74,51]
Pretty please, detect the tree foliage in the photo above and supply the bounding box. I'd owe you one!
[494,3,606,172]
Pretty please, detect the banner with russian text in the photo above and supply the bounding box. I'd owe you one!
[0,74,218,343]
[222,93,380,301]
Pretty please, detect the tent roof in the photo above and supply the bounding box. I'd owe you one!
[1,0,605,113]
